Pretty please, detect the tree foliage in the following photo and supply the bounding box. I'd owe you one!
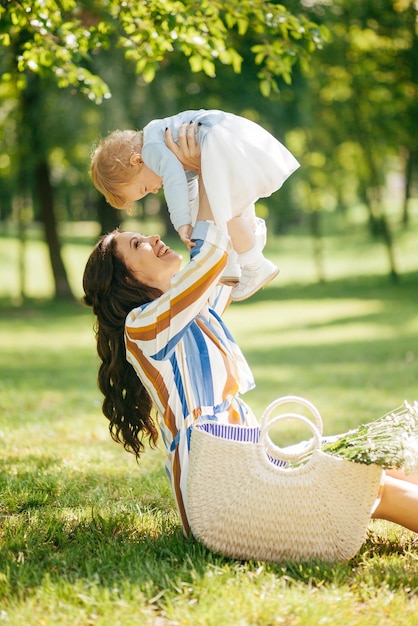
[282,0,417,280]
[1,0,416,297]
[0,0,328,300]
[0,0,328,101]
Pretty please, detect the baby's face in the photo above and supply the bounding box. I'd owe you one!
[121,164,163,206]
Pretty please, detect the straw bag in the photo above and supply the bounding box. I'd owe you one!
[187,395,383,562]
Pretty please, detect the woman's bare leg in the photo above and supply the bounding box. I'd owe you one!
[372,473,418,533]
[386,469,418,485]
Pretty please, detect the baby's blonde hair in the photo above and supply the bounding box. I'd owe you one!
[90,129,144,211]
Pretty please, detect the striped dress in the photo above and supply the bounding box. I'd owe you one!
[124,222,258,533]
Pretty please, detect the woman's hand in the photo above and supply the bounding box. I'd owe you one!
[165,122,201,174]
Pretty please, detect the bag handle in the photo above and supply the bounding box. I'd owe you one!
[260,395,323,463]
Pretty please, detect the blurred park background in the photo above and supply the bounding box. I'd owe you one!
[0,0,417,303]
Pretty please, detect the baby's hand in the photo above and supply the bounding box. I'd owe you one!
[178,224,195,250]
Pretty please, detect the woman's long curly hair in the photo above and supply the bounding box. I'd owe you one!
[82,229,162,459]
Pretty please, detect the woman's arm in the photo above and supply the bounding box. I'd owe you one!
[165,126,233,316]
[125,221,231,360]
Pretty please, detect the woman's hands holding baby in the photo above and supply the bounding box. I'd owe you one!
[165,122,201,174]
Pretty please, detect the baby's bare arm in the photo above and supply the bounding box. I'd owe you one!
[177,224,194,250]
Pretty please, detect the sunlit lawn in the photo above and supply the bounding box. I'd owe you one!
[1,218,418,625]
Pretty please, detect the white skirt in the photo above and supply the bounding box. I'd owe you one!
[200,113,299,230]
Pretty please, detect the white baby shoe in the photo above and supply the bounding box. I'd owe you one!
[231,258,279,301]
[219,250,241,286]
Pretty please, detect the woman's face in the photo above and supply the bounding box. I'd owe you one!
[116,231,182,292]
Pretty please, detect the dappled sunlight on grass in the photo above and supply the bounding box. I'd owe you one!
[222,270,418,428]
[228,298,389,345]
[1,226,418,624]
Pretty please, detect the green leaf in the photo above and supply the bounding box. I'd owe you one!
[237,18,248,36]
[189,55,203,73]
[0,33,11,46]
[142,63,156,83]
[1,0,327,101]
[228,48,243,73]
[202,58,216,77]
[259,79,271,98]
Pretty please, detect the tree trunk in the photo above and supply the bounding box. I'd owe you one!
[18,73,74,301]
[13,173,30,302]
[159,199,177,238]
[365,182,399,283]
[310,209,325,283]
[97,194,122,235]
[350,93,399,281]
[356,132,399,281]
[402,148,415,227]
[378,214,399,284]
[357,180,380,236]
[15,194,28,303]
[35,160,74,299]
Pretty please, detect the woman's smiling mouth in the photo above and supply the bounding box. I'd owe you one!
[157,244,170,257]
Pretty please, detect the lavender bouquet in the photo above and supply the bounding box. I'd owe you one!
[322,401,418,474]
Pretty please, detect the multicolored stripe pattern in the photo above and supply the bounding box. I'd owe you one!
[125,222,257,533]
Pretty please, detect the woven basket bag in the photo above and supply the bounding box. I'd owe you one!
[187,395,383,562]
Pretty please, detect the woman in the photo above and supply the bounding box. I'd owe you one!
[83,128,418,538]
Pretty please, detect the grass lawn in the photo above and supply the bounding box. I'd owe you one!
[0,219,418,625]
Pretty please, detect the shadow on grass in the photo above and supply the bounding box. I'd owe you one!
[1,268,417,314]
[1,270,418,604]
[0,297,89,320]
[239,269,418,304]
[244,333,417,367]
[1,462,418,604]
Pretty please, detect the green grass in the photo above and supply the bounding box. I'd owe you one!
[1,220,418,625]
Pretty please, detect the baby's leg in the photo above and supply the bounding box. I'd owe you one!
[219,216,256,287]
[227,216,256,253]
[239,204,258,235]
[230,204,267,252]
[226,214,279,302]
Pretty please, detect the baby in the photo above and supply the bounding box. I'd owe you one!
[90,109,299,301]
